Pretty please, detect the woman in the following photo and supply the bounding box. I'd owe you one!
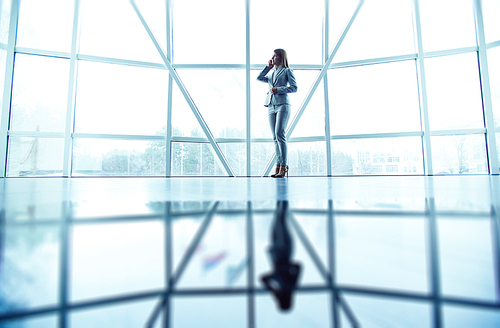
[257,49,297,178]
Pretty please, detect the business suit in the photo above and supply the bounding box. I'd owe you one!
[257,65,298,168]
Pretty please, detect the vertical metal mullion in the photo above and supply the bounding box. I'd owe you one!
[165,0,173,177]
[473,0,499,175]
[412,0,433,175]
[58,201,72,328]
[245,0,251,177]
[162,202,172,328]
[246,202,255,328]
[327,200,339,327]
[324,0,332,177]
[0,0,19,177]
[62,0,80,177]
[426,197,442,328]
[489,176,500,302]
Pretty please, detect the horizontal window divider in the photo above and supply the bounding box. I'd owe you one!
[250,138,273,143]
[329,54,418,69]
[3,207,491,228]
[8,131,65,138]
[14,47,71,59]
[171,136,209,143]
[76,54,167,69]
[287,64,324,70]
[173,64,247,69]
[72,133,166,140]
[289,136,327,142]
[330,131,423,140]
[0,43,7,50]
[171,136,250,143]
[486,40,500,49]
[429,128,487,136]
[423,46,478,58]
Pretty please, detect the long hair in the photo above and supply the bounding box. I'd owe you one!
[274,48,289,68]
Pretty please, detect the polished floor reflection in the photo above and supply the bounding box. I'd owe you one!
[0,176,500,327]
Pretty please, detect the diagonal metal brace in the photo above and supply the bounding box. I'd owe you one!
[130,0,235,177]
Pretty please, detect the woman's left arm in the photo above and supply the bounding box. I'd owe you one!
[277,69,298,94]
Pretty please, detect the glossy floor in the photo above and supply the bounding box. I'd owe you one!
[0,176,499,327]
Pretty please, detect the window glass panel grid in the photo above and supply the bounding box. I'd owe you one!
[72,138,167,176]
[431,134,488,175]
[331,137,424,175]
[6,137,64,177]
[0,0,498,178]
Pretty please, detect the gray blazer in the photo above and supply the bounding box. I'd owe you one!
[257,66,298,107]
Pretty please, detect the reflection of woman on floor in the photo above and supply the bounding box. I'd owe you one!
[257,49,298,178]
[261,200,301,310]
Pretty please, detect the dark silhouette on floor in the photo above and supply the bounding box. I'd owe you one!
[261,201,301,311]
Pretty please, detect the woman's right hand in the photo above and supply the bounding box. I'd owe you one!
[268,59,273,68]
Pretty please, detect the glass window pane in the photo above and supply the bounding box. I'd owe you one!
[72,138,166,176]
[172,83,203,138]
[431,134,488,174]
[172,0,244,64]
[425,53,484,130]
[6,137,64,177]
[341,295,431,328]
[497,133,500,172]
[331,0,415,63]
[288,141,327,176]
[75,61,168,135]
[10,54,70,133]
[419,0,477,52]
[70,221,165,301]
[438,217,496,301]
[0,315,57,328]
[336,215,428,292]
[221,143,246,176]
[251,0,323,65]
[444,305,500,328]
[176,215,247,288]
[176,70,246,138]
[171,142,228,176]
[251,142,274,176]
[79,0,164,63]
[482,0,500,43]
[16,0,74,52]
[0,225,60,313]
[290,71,325,138]
[256,293,330,327]
[70,299,158,328]
[331,137,424,175]
[172,296,246,328]
[487,47,500,129]
[0,49,6,128]
[0,0,11,44]
[328,61,421,136]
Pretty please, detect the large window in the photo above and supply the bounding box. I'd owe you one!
[0,0,499,177]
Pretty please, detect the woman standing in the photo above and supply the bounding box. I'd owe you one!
[257,49,297,178]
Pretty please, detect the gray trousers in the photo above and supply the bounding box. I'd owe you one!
[268,104,291,166]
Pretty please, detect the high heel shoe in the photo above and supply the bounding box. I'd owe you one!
[274,165,288,178]
[270,165,281,178]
